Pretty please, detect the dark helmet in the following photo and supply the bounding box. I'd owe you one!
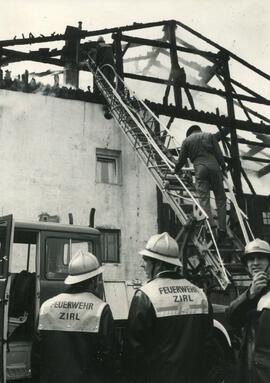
[186,125,201,137]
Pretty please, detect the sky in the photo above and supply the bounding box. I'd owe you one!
[1,0,269,72]
[1,0,270,193]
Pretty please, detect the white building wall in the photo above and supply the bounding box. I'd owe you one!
[0,89,158,280]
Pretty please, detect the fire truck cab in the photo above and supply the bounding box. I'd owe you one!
[0,215,104,381]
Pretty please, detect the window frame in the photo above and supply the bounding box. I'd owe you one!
[96,148,122,185]
[44,236,96,281]
[10,228,38,274]
[262,211,270,226]
[97,228,121,264]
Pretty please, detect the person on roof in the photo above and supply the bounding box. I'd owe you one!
[226,238,270,383]
[94,36,115,119]
[31,249,117,383]
[175,125,227,243]
[95,36,115,86]
[126,232,213,383]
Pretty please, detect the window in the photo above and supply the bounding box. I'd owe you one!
[11,243,36,273]
[96,148,122,184]
[263,211,270,225]
[45,237,94,280]
[10,229,37,273]
[98,229,120,263]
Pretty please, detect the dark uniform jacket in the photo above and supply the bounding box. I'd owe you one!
[175,132,226,173]
[126,271,213,383]
[226,285,270,383]
[31,286,117,383]
[95,42,115,86]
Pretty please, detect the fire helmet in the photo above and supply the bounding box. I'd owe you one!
[243,238,270,259]
[65,249,103,285]
[139,232,182,267]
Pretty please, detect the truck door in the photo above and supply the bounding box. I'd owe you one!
[0,215,14,383]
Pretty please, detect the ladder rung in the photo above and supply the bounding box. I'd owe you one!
[148,164,169,169]
[135,144,151,149]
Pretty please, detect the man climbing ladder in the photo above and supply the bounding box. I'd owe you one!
[175,125,228,243]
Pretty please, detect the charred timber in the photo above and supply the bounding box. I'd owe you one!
[258,164,270,178]
[124,72,270,105]
[230,77,268,102]
[120,34,216,59]
[233,138,270,148]
[241,156,270,164]
[0,47,65,67]
[175,20,270,82]
[0,20,166,47]
[168,20,182,109]
[144,101,270,135]
[1,17,269,84]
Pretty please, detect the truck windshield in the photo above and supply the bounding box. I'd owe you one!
[45,237,94,280]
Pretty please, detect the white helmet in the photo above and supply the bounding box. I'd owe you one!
[139,232,182,267]
[65,249,103,285]
[244,238,270,256]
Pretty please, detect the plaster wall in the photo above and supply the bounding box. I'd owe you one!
[0,89,158,280]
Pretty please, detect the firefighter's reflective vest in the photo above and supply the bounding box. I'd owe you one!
[257,290,270,311]
[140,277,209,317]
[38,292,107,333]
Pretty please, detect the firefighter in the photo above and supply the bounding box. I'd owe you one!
[95,36,115,88]
[94,36,115,119]
[226,238,270,383]
[175,125,227,243]
[126,232,213,383]
[31,249,117,383]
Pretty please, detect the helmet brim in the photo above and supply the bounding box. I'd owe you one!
[244,250,270,256]
[139,249,182,267]
[64,266,104,285]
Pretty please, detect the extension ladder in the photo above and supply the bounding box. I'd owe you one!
[85,55,253,290]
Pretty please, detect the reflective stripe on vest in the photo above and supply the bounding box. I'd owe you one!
[38,292,107,333]
[140,278,209,318]
[257,290,270,311]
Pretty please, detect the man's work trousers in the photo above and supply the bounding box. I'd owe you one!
[195,165,227,231]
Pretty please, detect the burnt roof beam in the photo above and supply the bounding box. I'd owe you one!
[144,101,270,135]
[229,77,268,102]
[175,20,270,82]
[168,20,182,109]
[1,47,63,59]
[120,34,216,59]
[241,156,270,164]
[258,164,270,177]
[0,47,66,67]
[234,138,270,148]
[123,71,270,105]
[0,20,168,47]
[1,18,269,82]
